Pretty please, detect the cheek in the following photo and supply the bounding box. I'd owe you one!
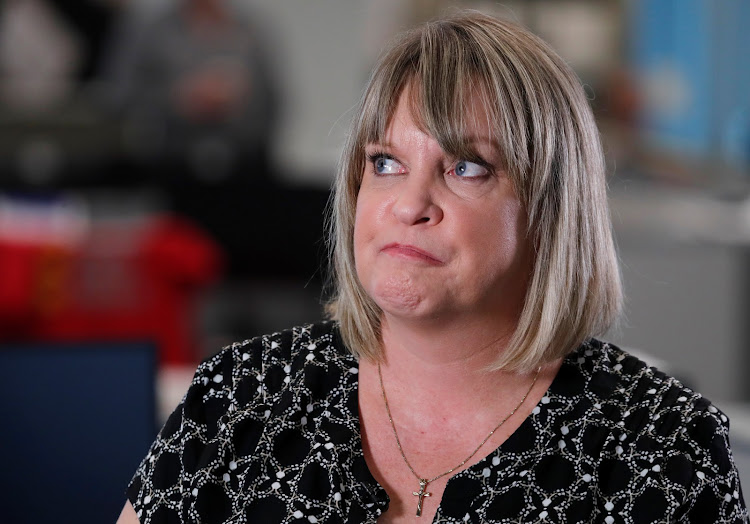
[494,204,532,284]
[353,193,376,275]
[467,199,529,271]
[353,189,390,250]
[498,204,527,257]
[353,198,368,256]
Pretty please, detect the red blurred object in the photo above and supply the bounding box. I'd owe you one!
[0,214,223,365]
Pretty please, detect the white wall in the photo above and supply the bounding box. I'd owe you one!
[253,0,408,186]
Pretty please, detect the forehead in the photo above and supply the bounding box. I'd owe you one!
[383,88,493,142]
[370,81,499,159]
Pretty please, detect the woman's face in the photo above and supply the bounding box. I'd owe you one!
[353,89,532,326]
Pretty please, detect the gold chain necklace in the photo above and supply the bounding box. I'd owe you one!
[377,363,541,517]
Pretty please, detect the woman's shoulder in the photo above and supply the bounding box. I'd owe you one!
[567,339,739,480]
[553,340,748,521]
[578,339,715,400]
[184,321,354,408]
[128,321,370,522]
[570,338,729,433]
[199,320,347,368]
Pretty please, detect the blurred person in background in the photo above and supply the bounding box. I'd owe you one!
[117,12,747,523]
[101,0,279,276]
[0,0,85,114]
[103,0,278,181]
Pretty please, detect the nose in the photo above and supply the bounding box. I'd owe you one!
[391,171,443,226]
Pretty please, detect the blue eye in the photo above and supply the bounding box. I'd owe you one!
[454,160,488,178]
[371,154,402,175]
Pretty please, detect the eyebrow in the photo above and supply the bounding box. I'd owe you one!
[368,133,500,144]
[366,136,502,158]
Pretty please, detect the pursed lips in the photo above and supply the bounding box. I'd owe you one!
[380,243,443,265]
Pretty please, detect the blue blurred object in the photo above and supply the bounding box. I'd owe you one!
[0,341,157,524]
[630,0,750,165]
[631,0,711,153]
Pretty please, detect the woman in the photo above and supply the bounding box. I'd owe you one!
[118,12,747,523]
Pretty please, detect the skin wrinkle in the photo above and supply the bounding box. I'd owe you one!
[378,274,422,313]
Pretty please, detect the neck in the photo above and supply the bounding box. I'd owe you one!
[377,313,526,406]
[381,311,516,365]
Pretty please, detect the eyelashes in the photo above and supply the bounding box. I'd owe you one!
[366,150,493,179]
[367,151,403,175]
[366,150,391,164]
[366,151,392,169]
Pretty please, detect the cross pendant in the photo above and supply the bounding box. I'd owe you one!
[412,479,432,517]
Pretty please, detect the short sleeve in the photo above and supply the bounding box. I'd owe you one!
[677,405,748,523]
[126,345,237,523]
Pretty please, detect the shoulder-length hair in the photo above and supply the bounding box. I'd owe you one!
[327,11,622,372]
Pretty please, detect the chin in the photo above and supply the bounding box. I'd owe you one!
[370,273,426,313]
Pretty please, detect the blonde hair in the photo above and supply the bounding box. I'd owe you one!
[327,11,622,372]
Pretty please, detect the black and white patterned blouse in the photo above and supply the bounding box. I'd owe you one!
[127,322,748,523]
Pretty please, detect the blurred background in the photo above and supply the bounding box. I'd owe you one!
[0,0,748,521]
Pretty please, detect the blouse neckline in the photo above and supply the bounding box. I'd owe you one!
[337,328,618,520]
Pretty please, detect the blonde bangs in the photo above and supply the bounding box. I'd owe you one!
[359,21,528,197]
